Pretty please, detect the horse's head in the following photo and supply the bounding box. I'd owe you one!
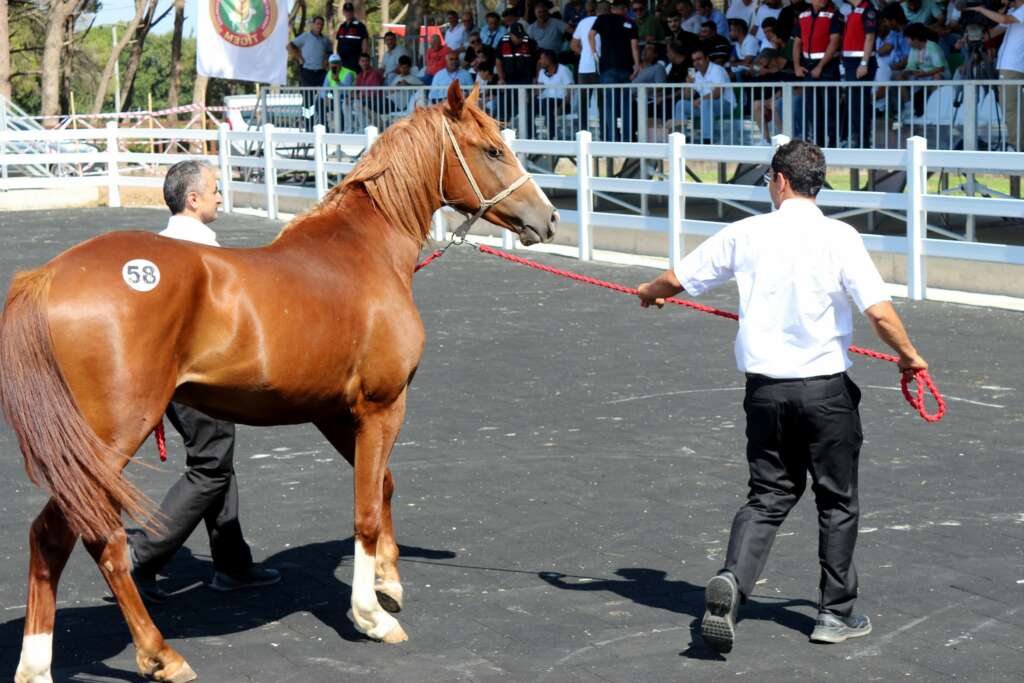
[440,81,558,246]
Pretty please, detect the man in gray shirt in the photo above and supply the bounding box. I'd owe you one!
[289,16,332,88]
[380,31,410,79]
[529,0,570,51]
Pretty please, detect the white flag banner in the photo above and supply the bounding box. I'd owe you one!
[197,0,289,85]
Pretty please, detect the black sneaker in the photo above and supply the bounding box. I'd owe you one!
[810,612,872,643]
[701,571,740,653]
[129,544,169,605]
[209,566,281,592]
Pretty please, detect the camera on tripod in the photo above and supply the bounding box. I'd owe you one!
[957,0,1001,43]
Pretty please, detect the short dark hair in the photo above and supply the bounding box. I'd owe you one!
[360,51,371,59]
[311,15,324,23]
[384,31,396,38]
[702,20,716,31]
[761,17,777,31]
[770,139,826,197]
[728,18,748,32]
[539,48,559,63]
[163,160,211,215]
[486,11,500,20]
[398,55,412,66]
[903,22,932,42]
[479,59,495,73]
[880,3,907,24]
[612,0,629,8]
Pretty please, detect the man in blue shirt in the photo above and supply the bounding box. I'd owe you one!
[430,51,474,101]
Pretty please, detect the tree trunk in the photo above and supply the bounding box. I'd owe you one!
[0,0,11,99]
[91,0,149,114]
[40,0,81,119]
[59,13,73,114]
[119,0,158,111]
[404,0,421,60]
[166,0,185,120]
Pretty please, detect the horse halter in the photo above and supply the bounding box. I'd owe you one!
[438,117,533,243]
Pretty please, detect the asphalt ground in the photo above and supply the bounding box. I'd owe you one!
[0,208,1021,682]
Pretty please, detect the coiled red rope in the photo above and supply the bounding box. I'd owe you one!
[415,243,946,423]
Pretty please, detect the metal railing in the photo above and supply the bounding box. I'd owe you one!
[262,80,1024,152]
[2,122,1023,301]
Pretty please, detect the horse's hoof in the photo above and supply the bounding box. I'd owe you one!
[161,661,197,683]
[375,582,404,613]
[381,623,409,644]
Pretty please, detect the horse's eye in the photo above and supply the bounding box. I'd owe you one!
[487,147,502,159]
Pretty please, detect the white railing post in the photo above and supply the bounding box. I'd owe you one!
[781,84,795,139]
[364,124,379,149]
[501,128,517,250]
[105,121,121,208]
[432,210,446,242]
[263,123,277,220]
[313,124,326,200]
[576,129,592,261]
[217,123,233,214]
[906,136,927,300]
[0,95,8,186]
[668,132,684,268]
[769,134,790,212]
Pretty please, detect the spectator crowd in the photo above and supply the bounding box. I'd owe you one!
[286,0,1024,149]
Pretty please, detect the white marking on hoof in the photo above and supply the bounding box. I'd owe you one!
[15,633,53,683]
[352,540,406,641]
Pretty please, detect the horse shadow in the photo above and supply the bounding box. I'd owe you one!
[0,538,455,681]
[538,567,817,661]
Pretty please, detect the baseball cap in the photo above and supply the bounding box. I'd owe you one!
[328,54,342,63]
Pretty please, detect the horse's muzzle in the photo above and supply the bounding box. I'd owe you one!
[520,210,558,246]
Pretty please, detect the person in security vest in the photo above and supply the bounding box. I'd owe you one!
[842,0,878,148]
[792,0,844,147]
[319,54,356,129]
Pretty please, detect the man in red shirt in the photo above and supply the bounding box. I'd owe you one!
[792,0,844,146]
[842,0,878,148]
[354,52,385,117]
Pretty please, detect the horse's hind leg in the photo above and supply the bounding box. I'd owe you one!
[15,500,76,683]
[316,419,404,615]
[82,525,196,682]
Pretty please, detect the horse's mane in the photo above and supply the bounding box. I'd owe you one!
[277,100,505,244]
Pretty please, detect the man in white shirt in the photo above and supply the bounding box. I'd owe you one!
[380,31,410,79]
[572,1,606,83]
[967,0,1024,150]
[536,49,575,138]
[636,139,928,652]
[727,18,760,77]
[752,0,783,47]
[130,161,281,603]
[674,48,735,143]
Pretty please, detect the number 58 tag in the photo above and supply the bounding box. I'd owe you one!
[122,259,161,292]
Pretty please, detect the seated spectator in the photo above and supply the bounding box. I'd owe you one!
[430,51,473,101]
[665,39,694,81]
[901,0,944,30]
[632,0,666,49]
[465,35,496,72]
[476,59,500,86]
[752,0,783,48]
[424,34,451,78]
[774,0,808,50]
[323,53,356,89]
[536,49,575,138]
[874,4,910,112]
[695,0,729,36]
[635,42,668,82]
[380,31,410,79]
[749,23,793,143]
[481,12,507,49]
[442,11,470,55]
[728,18,759,77]
[677,0,704,34]
[386,55,423,111]
[503,8,531,33]
[935,0,964,57]
[530,1,570,51]
[665,15,700,64]
[700,20,733,65]
[898,22,949,80]
[355,53,383,87]
[675,47,735,143]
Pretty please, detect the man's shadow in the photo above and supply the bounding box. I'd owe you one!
[0,538,455,681]
[538,567,817,660]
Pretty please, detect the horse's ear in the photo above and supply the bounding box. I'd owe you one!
[465,81,481,109]
[446,81,466,118]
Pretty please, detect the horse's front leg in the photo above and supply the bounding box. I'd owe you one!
[349,392,409,643]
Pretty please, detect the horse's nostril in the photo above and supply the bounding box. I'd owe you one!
[550,210,560,225]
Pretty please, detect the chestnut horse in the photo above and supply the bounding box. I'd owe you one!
[0,82,557,683]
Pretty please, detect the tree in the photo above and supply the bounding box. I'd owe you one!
[0,0,10,98]
[119,0,168,110]
[166,0,185,119]
[90,0,148,113]
[40,0,85,119]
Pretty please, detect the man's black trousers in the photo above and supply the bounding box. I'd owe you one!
[723,372,863,617]
[132,402,253,577]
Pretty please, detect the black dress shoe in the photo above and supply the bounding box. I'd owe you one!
[209,566,281,592]
[701,571,740,653]
[129,544,169,604]
[810,612,872,643]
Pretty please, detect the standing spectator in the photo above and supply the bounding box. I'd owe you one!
[386,55,423,112]
[679,0,704,34]
[591,0,641,140]
[453,12,477,54]
[129,161,281,604]
[481,11,508,49]
[564,0,587,27]
[900,0,943,30]
[696,0,729,37]
[442,12,467,55]
[380,31,410,80]
[573,1,607,84]
[530,1,570,51]
[497,23,540,84]
[966,0,1024,150]
[753,0,784,48]
[289,16,332,131]
[793,0,845,147]
[503,8,532,33]
[700,20,734,65]
[726,0,757,28]
[636,138,927,654]
[425,34,452,79]
[675,47,735,143]
[841,0,878,148]
[430,51,473,101]
[536,49,575,138]
[750,22,794,142]
[335,2,369,72]
[633,0,667,49]
[775,0,809,49]
[729,18,760,76]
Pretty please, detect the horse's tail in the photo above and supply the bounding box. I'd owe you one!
[0,268,152,541]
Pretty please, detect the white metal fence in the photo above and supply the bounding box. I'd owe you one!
[1,121,1023,301]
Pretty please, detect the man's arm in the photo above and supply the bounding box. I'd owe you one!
[863,301,928,373]
[571,37,582,54]
[589,29,599,57]
[631,38,641,74]
[968,5,1019,24]
[793,37,805,77]
[637,269,684,307]
[812,32,841,76]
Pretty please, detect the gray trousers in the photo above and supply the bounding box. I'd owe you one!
[132,402,253,576]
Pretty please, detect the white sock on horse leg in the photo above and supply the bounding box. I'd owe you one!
[351,539,403,641]
[15,633,53,683]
